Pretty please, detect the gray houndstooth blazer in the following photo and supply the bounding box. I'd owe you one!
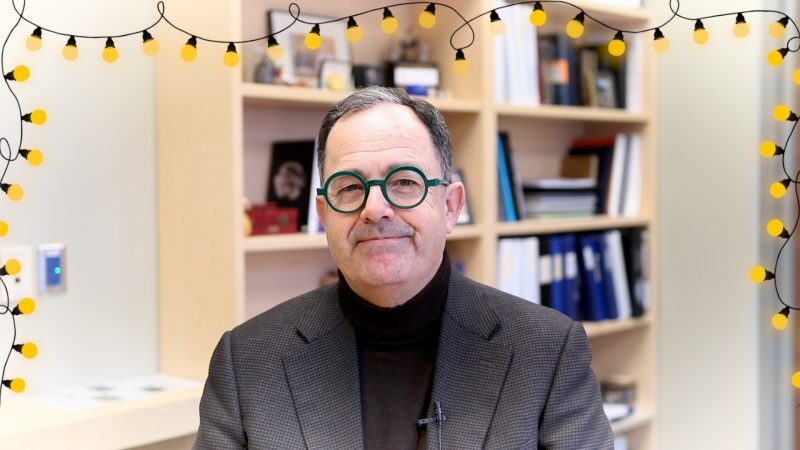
[194,270,614,450]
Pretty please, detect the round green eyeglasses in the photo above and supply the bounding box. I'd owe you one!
[317,165,449,213]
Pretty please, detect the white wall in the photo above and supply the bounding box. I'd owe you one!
[649,0,794,448]
[0,0,158,395]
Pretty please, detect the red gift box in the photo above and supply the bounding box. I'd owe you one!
[248,203,299,235]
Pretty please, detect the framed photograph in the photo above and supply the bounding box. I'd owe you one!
[595,71,618,108]
[266,140,316,229]
[319,59,353,91]
[451,169,473,225]
[268,10,351,87]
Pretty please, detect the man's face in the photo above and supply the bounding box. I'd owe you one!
[316,104,464,304]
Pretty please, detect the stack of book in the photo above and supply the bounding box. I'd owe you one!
[496,228,649,322]
[497,132,642,221]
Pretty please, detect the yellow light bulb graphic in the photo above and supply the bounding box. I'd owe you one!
[608,32,625,57]
[63,36,79,61]
[4,378,25,393]
[15,298,36,315]
[489,10,506,36]
[346,17,363,43]
[224,43,239,68]
[733,14,749,38]
[142,31,160,56]
[566,13,585,39]
[5,65,30,82]
[793,68,800,85]
[26,27,42,51]
[419,4,436,29]
[21,149,44,166]
[181,37,198,62]
[2,184,24,202]
[792,371,800,388]
[770,180,790,198]
[0,221,7,237]
[768,49,788,67]
[767,219,786,237]
[750,265,769,283]
[760,141,780,158]
[305,25,322,50]
[266,36,284,61]
[453,49,468,75]
[382,8,399,34]
[653,29,669,53]
[774,104,794,121]
[3,258,21,276]
[529,2,546,27]
[770,17,788,39]
[693,20,709,45]
[15,343,38,359]
[773,307,791,330]
[102,38,119,63]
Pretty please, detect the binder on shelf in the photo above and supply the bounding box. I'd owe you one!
[497,133,518,221]
[621,134,643,216]
[562,233,581,321]
[605,230,632,320]
[577,233,608,321]
[598,233,619,320]
[607,133,628,217]
[539,236,553,309]
[621,228,648,317]
[550,235,566,315]
[520,236,541,304]
[500,132,527,219]
[497,238,524,298]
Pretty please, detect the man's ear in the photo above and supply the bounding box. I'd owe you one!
[443,181,466,234]
[316,195,327,230]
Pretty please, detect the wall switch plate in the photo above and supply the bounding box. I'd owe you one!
[39,243,66,295]
[0,246,35,301]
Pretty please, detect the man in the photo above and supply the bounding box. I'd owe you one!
[195,87,613,449]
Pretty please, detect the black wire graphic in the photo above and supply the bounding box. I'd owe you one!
[1,0,800,405]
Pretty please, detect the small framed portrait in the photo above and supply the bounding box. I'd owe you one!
[268,10,351,87]
[595,71,618,108]
[451,169,473,225]
[319,59,353,91]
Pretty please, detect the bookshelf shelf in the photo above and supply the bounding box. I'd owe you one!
[243,224,485,253]
[583,315,652,339]
[496,216,650,236]
[496,104,649,124]
[611,409,655,435]
[243,83,483,114]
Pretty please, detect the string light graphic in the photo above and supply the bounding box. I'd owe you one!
[1,0,800,403]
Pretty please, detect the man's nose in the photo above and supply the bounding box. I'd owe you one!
[360,184,395,222]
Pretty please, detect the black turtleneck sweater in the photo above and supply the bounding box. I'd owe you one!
[338,252,451,450]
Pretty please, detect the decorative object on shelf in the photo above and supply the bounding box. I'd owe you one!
[353,64,386,88]
[247,203,299,235]
[268,9,351,87]
[387,63,439,97]
[318,59,352,91]
[267,140,316,230]
[243,197,253,237]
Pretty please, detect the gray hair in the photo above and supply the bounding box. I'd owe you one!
[316,86,453,182]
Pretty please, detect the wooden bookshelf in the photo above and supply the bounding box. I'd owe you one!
[155,0,658,448]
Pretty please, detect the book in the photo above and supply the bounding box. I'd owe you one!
[605,230,632,319]
[550,235,566,315]
[607,133,629,216]
[500,132,527,219]
[621,134,642,216]
[520,237,541,304]
[266,140,316,230]
[577,233,608,321]
[497,133,518,221]
[497,238,524,298]
[562,234,581,320]
[539,236,553,308]
[568,136,617,214]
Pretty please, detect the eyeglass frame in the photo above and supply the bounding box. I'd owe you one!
[316,165,450,213]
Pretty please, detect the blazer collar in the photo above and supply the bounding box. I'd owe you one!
[286,270,512,450]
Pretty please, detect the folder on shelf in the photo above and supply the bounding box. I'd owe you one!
[577,233,608,321]
[550,235,566,315]
[520,236,541,304]
[599,233,619,320]
[621,228,647,317]
[607,134,628,217]
[562,233,581,321]
[497,238,524,298]
[605,230,632,320]
[539,236,553,309]
[621,134,643,217]
[497,133,518,222]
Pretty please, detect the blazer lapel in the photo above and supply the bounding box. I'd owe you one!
[283,290,364,450]
[425,271,513,450]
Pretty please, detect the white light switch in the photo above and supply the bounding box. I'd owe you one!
[0,246,35,301]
